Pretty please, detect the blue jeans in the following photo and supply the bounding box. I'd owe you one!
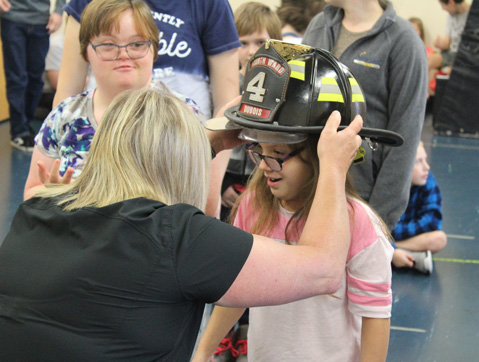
[1,19,49,139]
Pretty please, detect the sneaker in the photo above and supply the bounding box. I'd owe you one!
[11,135,35,152]
[409,250,433,275]
[214,330,237,362]
[234,324,248,362]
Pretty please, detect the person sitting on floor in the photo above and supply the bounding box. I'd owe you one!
[392,141,448,275]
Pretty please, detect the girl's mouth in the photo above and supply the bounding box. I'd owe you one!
[267,177,282,187]
[115,65,134,71]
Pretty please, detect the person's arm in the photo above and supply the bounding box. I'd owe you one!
[216,112,363,307]
[191,306,246,362]
[205,150,231,217]
[24,148,73,200]
[207,48,239,116]
[203,49,239,218]
[46,13,62,34]
[360,317,390,362]
[434,35,451,51]
[53,16,89,107]
[47,70,60,90]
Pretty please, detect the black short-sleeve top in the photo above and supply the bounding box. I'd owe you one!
[0,197,253,361]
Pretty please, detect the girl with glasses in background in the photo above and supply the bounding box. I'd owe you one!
[23,0,200,200]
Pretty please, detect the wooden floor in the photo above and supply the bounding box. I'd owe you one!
[1,112,478,361]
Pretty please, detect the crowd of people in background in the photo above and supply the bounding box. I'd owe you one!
[0,0,465,360]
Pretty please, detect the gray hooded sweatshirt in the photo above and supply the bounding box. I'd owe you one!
[303,1,428,230]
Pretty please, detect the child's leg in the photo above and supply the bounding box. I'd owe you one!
[395,230,447,253]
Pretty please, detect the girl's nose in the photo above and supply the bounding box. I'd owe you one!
[117,46,129,59]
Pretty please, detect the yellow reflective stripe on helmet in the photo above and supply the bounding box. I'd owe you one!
[352,94,365,102]
[349,78,365,102]
[318,77,344,103]
[288,60,305,81]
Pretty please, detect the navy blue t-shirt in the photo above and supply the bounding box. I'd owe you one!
[65,0,241,116]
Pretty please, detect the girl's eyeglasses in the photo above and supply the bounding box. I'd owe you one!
[89,41,151,61]
[245,144,305,172]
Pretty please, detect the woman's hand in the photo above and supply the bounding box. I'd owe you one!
[206,95,247,153]
[317,112,363,174]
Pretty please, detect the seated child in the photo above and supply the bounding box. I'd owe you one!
[392,141,448,274]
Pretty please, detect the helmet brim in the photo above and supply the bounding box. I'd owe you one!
[221,106,404,147]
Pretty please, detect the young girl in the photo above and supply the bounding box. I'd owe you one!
[23,0,201,201]
[193,135,394,362]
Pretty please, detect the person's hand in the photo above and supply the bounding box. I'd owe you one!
[38,159,74,186]
[205,127,246,154]
[434,35,449,51]
[0,0,11,12]
[46,13,62,34]
[317,111,363,174]
[206,95,247,153]
[221,186,240,208]
[392,249,414,268]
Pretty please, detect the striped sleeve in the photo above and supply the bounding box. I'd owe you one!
[346,200,394,318]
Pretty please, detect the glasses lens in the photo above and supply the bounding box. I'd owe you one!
[248,151,282,171]
[264,158,281,171]
[96,45,118,61]
[127,41,150,59]
[248,150,261,166]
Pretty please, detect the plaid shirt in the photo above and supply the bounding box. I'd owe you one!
[391,172,443,241]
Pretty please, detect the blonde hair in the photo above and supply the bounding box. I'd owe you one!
[36,89,211,211]
[235,2,283,40]
[80,0,159,62]
[409,17,425,43]
[230,136,391,243]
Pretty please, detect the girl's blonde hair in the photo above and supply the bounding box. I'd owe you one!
[80,0,159,62]
[234,2,283,40]
[36,89,211,211]
[409,17,425,43]
[230,136,391,243]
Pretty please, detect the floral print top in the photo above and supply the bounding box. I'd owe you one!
[35,80,202,178]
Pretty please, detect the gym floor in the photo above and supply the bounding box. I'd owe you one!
[0,112,478,361]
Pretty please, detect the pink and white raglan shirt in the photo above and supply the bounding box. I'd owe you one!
[234,195,394,362]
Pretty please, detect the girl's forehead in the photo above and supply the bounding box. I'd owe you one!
[258,143,292,151]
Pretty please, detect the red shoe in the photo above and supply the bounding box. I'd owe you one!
[234,324,248,362]
[214,330,238,362]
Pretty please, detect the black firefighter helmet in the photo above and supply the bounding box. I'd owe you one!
[206,40,403,146]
